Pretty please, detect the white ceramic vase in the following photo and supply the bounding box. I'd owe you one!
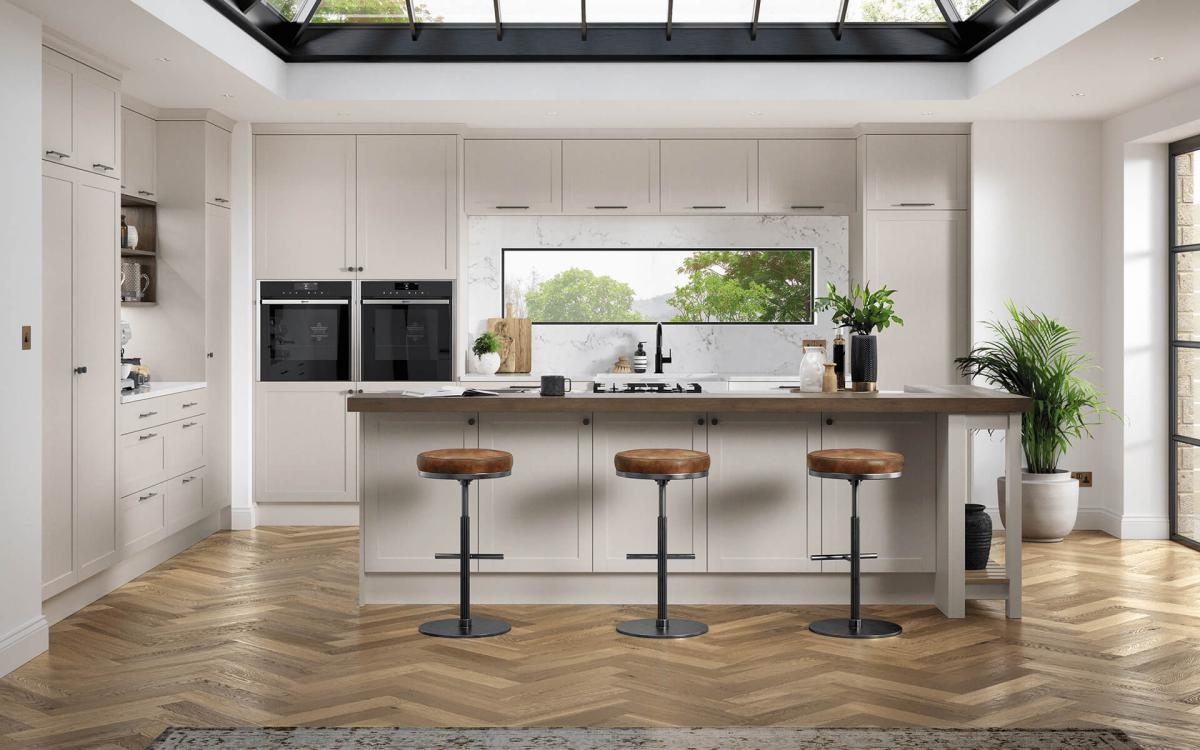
[997,470,1080,543]
[474,351,501,376]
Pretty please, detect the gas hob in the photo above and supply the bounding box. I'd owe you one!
[592,381,703,394]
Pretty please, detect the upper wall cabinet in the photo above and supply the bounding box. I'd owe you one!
[465,139,562,214]
[864,134,969,211]
[660,140,758,213]
[562,140,660,214]
[121,108,156,201]
[205,123,232,209]
[758,140,856,215]
[357,135,457,279]
[43,48,120,180]
[254,134,356,279]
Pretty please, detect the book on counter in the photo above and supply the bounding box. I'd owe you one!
[392,386,500,398]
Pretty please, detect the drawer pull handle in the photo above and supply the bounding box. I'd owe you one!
[139,432,159,441]
[45,149,70,159]
[138,492,157,501]
[182,402,199,408]
[182,476,197,484]
[214,197,230,204]
[593,205,628,210]
[93,163,115,172]
[692,205,726,209]
[790,205,825,210]
[182,422,198,428]
[138,190,154,197]
[139,411,158,418]
[895,202,935,207]
[495,205,529,210]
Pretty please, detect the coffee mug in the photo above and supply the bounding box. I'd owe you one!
[540,375,572,397]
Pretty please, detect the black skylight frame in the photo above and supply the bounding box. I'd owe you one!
[203,0,1059,62]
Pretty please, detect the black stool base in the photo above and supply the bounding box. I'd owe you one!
[809,618,902,639]
[419,616,511,639]
[617,618,708,639]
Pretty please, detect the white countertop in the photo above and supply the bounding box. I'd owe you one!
[120,381,206,404]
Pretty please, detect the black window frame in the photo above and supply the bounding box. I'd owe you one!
[1169,133,1200,552]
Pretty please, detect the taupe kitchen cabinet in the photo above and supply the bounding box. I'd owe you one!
[706,413,822,573]
[864,210,968,390]
[819,413,937,573]
[477,413,593,573]
[562,140,660,214]
[254,382,359,504]
[592,413,707,572]
[864,134,969,210]
[204,123,231,208]
[42,47,120,179]
[254,134,356,278]
[465,139,562,214]
[758,140,857,215]
[121,107,156,200]
[361,412,479,573]
[205,204,232,513]
[41,162,119,600]
[659,139,758,213]
[356,135,457,279]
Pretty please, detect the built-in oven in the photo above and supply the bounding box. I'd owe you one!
[360,281,453,382]
[259,281,352,382]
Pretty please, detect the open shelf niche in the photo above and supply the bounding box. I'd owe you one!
[120,199,157,305]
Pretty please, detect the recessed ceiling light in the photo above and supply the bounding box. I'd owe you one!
[749,111,763,116]
[221,93,235,99]
[155,56,172,62]
[1071,92,1086,97]
[546,110,558,116]
[920,111,935,116]
[336,111,352,117]
[1151,55,1166,62]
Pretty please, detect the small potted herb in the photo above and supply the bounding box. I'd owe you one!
[471,331,502,375]
[815,282,904,392]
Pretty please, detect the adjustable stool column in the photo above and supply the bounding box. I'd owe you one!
[614,448,710,639]
[807,448,905,639]
[416,448,513,638]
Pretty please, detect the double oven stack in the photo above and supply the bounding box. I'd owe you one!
[259,280,453,385]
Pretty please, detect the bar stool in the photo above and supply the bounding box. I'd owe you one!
[416,448,513,638]
[614,448,710,639]
[807,448,905,639]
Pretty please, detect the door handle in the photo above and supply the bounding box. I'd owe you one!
[495,205,530,210]
[182,422,199,428]
[895,202,935,207]
[182,402,199,408]
[74,366,87,374]
[138,432,159,441]
[138,411,158,418]
[182,476,197,484]
[138,190,154,197]
[790,205,825,210]
[92,163,115,172]
[691,205,726,209]
[45,150,70,159]
[138,492,157,501]
[214,197,230,204]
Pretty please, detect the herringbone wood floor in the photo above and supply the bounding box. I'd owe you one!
[1,529,1198,750]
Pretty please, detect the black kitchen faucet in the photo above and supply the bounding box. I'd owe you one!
[655,322,672,374]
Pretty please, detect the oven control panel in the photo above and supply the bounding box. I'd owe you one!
[361,280,453,300]
[260,281,352,300]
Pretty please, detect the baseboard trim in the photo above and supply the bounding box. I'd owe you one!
[0,616,49,678]
[43,512,221,627]
[254,502,358,526]
[982,506,1150,539]
[1119,514,1171,540]
[229,506,256,530]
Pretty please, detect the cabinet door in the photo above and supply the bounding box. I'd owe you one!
[707,413,821,572]
[254,135,355,278]
[119,482,167,556]
[42,167,76,598]
[119,427,168,498]
[167,470,206,533]
[865,134,968,210]
[254,383,358,503]
[820,414,937,572]
[758,140,856,215]
[73,173,119,580]
[356,135,457,279]
[165,416,207,477]
[362,412,478,572]
[121,108,156,200]
[660,140,757,213]
[477,413,592,572]
[562,140,660,214]
[42,49,75,167]
[465,139,561,214]
[205,123,231,208]
[73,65,120,179]
[592,413,707,572]
[865,211,968,390]
[204,205,232,512]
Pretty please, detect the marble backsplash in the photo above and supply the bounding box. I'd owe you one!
[465,215,849,377]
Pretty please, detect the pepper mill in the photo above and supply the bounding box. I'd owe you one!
[833,333,846,390]
[822,362,838,393]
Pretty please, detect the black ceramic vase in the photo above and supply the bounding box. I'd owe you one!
[965,503,993,570]
[850,334,877,392]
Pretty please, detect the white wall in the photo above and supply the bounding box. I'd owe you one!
[969,122,1115,531]
[0,0,48,676]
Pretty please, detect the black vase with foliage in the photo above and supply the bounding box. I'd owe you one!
[965,503,993,570]
[815,283,903,392]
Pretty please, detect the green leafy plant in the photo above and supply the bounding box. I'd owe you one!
[814,282,904,335]
[954,303,1118,474]
[472,331,501,357]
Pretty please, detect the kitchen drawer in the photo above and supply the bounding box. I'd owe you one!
[120,389,207,434]
[166,469,206,533]
[166,415,207,477]
[119,482,167,556]
[119,426,168,497]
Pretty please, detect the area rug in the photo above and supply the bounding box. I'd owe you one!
[146,727,1143,749]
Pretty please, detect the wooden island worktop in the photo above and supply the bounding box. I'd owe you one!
[351,385,1029,620]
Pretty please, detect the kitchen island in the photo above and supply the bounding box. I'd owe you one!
[349,386,1029,619]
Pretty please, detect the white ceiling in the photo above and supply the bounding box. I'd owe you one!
[9,0,1200,128]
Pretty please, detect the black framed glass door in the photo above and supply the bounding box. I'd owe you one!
[1171,135,1200,549]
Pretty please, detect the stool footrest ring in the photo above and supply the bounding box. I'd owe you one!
[810,552,878,561]
[626,553,696,560]
[434,553,505,560]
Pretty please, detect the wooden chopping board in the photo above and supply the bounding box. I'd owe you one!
[487,304,532,373]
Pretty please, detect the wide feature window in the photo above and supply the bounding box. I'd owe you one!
[1171,135,1200,551]
[501,248,815,324]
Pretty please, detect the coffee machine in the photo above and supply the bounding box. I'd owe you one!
[120,320,149,392]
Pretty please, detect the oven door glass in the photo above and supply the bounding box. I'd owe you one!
[260,303,350,381]
[361,302,452,381]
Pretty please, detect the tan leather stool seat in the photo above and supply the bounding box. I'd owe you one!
[418,448,513,477]
[615,448,710,478]
[808,449,903,478]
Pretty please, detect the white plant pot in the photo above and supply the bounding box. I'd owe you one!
[474,351,501,376]
[997,470,1080,543]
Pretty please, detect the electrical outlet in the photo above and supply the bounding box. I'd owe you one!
[1071,470,1093,488]
[21,325,31,351]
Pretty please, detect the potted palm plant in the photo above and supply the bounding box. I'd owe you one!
[955,304,1116,542]
[815,282,904,392]
[472,331,502,375]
